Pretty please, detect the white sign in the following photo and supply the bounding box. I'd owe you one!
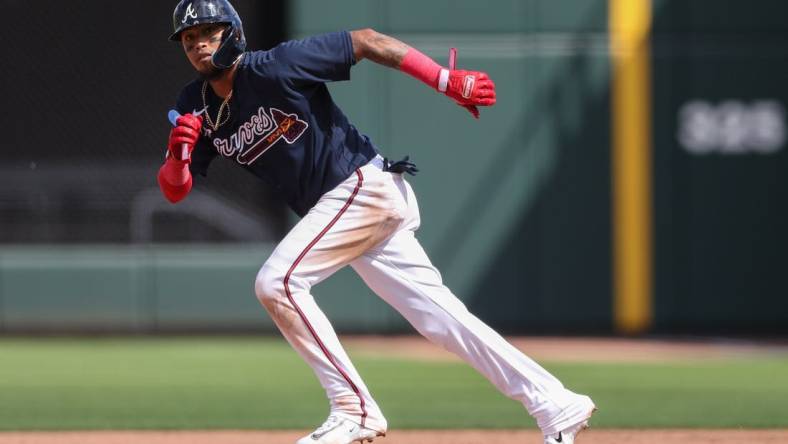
[677,100,786,155]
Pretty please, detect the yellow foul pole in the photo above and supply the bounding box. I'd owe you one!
[610,0,653,334]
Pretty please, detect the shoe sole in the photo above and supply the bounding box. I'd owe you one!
[353,433,384,444]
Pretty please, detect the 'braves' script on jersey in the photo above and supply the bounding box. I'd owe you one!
[212,107,309,165]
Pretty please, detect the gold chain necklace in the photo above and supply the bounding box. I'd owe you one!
[201,81,233,131]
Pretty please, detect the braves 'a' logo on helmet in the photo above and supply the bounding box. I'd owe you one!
[182,3,198,23]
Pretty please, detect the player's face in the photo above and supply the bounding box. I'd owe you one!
[180,23,227,76]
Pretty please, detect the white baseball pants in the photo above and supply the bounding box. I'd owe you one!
[254,156,592,436]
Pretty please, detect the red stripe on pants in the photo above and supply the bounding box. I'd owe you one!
[283,169,367,426]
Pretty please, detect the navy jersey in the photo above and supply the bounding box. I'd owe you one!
[174,31,379,217]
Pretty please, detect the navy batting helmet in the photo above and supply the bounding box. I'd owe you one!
[169,0,247,69]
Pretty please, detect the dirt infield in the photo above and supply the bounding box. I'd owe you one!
[1,430,787,444]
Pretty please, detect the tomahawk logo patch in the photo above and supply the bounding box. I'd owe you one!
[211,107,309,165]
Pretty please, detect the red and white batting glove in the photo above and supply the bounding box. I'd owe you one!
[167,114,203,162]
[442,70,496,119]
[400,48,496,119]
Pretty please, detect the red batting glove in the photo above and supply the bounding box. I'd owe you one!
[400,47,496,119]
[443,70,496,119]
[167,114,203,162]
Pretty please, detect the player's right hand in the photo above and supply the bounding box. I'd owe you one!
[167,114,203,162]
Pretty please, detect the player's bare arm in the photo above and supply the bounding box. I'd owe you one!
[350,28,409,68]
[351,28,497,119]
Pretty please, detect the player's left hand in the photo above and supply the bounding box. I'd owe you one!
[167,113,203,162]
[445,70,496,119]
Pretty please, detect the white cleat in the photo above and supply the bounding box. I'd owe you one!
[297,415,382,444]
[543,419,589,444]
[544,402,597,444]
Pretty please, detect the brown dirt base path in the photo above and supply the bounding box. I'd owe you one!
[1,430,787,444]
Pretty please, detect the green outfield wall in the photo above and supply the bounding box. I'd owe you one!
[0,244,441,333]
[650,0,788,333]
[1,1,786,335]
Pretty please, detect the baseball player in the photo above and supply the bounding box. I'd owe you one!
[159,1,595,443]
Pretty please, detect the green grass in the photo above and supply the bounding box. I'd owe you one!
[0,337,787,430]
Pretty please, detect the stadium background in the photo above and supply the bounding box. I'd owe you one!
[1,1,787,442]
[1,0,786,336]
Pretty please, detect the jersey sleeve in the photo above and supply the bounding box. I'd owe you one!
[271,31,355,84]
